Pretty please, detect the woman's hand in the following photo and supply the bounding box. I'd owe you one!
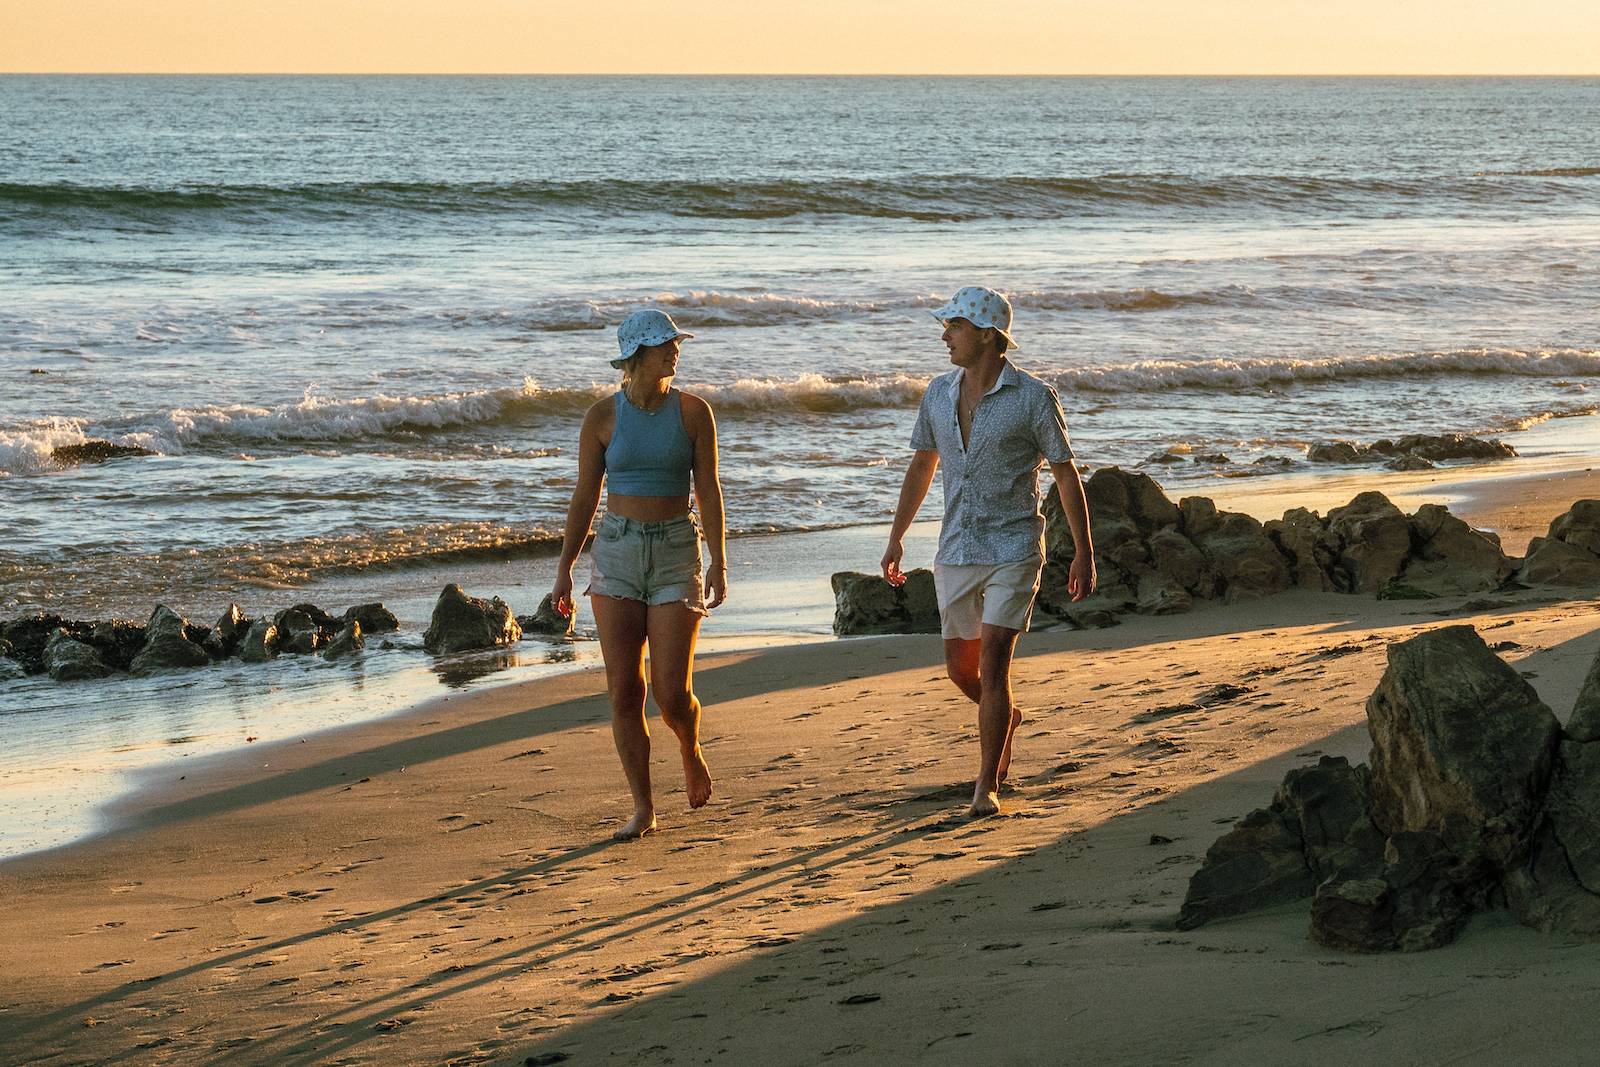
[551,569,576,618]
[704,562,728,610]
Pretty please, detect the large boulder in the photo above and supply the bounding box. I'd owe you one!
[1325,492,1411,593]
[1519,536,1600,586]
[1399,504,1513,595]
[1310,830,1477,952]
[1146,527,1212,596]
[0,613,72,674]
[85,619,147,670]
[1366,625,1559,873]
[44,629,113,681]
[1392,433,1515,463]
[130,606,212,674]
[831,570,939,636]
[423,584,523,654]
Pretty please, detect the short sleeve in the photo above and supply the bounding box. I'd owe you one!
[1032,385,1074,464]
[909,384,937,451]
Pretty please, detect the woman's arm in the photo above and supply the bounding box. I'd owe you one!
[683,393,727,609]
[551,401,609,612]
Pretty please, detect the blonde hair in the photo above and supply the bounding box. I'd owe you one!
[617,352,644,384]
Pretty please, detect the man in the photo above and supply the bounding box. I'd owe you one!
[881,286,1095,818]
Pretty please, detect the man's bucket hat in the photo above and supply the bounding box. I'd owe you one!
[613,309,694,368]
[931,286,1018,350]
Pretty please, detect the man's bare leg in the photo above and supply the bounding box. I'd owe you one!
[944,638,1025,783]
[593,595,656,839]
[646,602,713,808]
[970,625,1022,817]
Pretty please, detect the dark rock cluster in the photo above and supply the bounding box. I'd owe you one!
[1306,433,1517,471]
[1178,625,1600,952]
[1,601,398,681]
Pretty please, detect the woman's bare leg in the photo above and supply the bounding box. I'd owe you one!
[646,602,712,808]
[592,595,655,839]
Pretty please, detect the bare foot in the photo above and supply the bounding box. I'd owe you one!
[969,786,1001,819]
[613,809,657,841]
[997,705,1024,783]
[681,744,713,809]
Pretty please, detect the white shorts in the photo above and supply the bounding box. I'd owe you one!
[932,557,1044,640]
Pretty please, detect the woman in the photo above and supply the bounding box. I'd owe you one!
[551,308,728,840]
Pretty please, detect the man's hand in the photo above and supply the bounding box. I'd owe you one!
[881,538,907,587]
[704,562,728,610]
[550,569,576,617]
[1067,552,1096,602]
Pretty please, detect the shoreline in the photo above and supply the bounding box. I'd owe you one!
[7,412,1600,862]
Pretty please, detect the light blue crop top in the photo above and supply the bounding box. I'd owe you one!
[604,389,694,496]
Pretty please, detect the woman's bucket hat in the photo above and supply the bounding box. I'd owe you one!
[613,309,694,368]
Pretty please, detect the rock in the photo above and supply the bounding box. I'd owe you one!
[518,594,576,638]
[1308,441,1365,463]
[1192,452,1231,465]
[1549,500,1600,555]
[831,570,939,636]
[85,619,147,670]
[204,604,251,659]
[1385,455,1434,471]
[1393,433,1515,462]
[275,609,321,655]
[341,602,399,634]
[322,620,364,660]
[0,613,73,674]
[1181,502,1290,602]
[423,584,523,654]
[238,618,279,662]
[1264,508,1337,592]
[1134,573,1192,615]
[1175,805,1312,930]
[278,602,337,634]
[130,605,212,673]
[1145,450,1186,465]
[1519,536,1600,586]
[1310,831,1475,952]
[1325,492,1411,593]
[1366,625,1559,874]
[1399,504,1513,594]
[1567,647,1600,743]
[50,440,156,465]
[44,629,113,681]
[1146,527,1212,596]
[1177,756,1375,930]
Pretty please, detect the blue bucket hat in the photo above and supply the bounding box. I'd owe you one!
[612,309,694,368]
[931,286,1018,351]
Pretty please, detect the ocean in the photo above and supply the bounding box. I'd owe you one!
[2,75,1598,855]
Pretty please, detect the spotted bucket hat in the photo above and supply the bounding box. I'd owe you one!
[612,309,694,368]
[931,286,1018,351]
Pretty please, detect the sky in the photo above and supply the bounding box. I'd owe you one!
[2,0,1597,75]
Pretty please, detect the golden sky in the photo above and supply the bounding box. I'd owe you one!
[2,0,1597,75]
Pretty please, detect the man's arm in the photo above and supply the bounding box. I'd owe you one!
[881,449,939,584]
[1048,459,1096,601]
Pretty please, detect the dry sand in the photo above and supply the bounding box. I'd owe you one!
[7,481,1600,1065]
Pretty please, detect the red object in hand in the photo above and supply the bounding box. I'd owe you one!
[887,570,906,588]
[555,596,573,617]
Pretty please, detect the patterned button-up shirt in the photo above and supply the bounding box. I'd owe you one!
[909,360,1075,565]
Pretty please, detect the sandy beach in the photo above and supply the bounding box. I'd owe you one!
[7,467,1600,1065]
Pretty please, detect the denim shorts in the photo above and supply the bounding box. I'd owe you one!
[585,513,707,615]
